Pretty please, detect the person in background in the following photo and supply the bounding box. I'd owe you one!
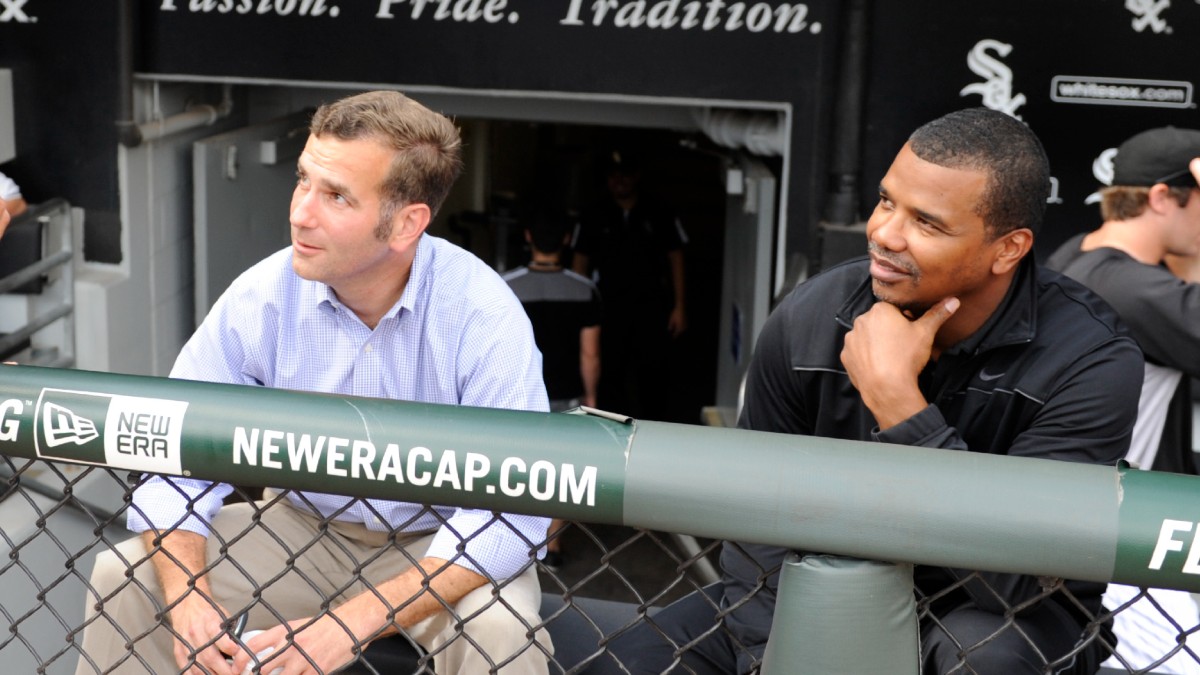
[1046,131,1200,675]
[0,200,9,239]
[504,209,602,570]
[0,170,27,222]
[77,90,553,675]
[1165,158,1200,283]
[572,149,685,420]
[1045,129,1199,475]
[506,210,602,413]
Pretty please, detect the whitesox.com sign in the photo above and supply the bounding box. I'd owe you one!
[24,389,189,474]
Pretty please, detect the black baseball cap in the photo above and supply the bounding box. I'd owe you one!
[604,148,643,174]
[1112,126,1200,189]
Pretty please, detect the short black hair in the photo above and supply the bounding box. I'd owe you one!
[526,210,571,254]
[908,108,1050,237]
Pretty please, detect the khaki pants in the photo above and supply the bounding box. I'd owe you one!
[75,496,551,674]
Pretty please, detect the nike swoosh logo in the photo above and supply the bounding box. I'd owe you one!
[978,370,1005,382]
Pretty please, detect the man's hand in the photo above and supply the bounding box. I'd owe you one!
[169,594,243,675]
[667,305,687,338]
[232,614,360,675]
[229,557,487,674]
[0,201,9,240]
[841,297,960,430]
[143,529,243,674]
[667,249,686,338]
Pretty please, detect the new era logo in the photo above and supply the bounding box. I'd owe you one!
[41,402,99,448]
[34,388,188,475]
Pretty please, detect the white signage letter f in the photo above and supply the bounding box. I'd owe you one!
[1149,519,1194,570]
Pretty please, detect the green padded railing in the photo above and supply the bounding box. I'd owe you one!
[1,364,1197,672]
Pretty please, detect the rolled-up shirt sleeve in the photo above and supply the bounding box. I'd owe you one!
[127,476,234,536]
[0,171,22,201]
[425,509,547,580]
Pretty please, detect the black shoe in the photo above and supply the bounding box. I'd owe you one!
[542,550,564,571]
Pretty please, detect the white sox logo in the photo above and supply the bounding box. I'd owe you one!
[0,0,34,23]
[1093,148,1118,186]
[1126,0,1171,34]
[960,39,1026,120]
[1085,147,1119,205]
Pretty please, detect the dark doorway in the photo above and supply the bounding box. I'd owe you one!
[446,120,728,425]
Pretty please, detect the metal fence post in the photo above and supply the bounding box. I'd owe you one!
[762,554,919,674]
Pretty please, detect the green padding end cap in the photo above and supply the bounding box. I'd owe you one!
[761,554,919,675]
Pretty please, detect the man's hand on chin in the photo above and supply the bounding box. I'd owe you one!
[841,297,960,429]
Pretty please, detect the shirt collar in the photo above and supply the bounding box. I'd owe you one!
[391,233,430,320]
[310,234,431,323]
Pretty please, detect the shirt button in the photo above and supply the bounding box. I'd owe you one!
[364,344,373,354]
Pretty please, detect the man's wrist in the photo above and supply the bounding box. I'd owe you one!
[862,388,928,430]
[335,599,395,643]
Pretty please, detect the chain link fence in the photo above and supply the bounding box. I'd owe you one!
[1,454,1198,674]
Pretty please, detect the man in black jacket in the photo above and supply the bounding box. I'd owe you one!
[604,108,1143,674]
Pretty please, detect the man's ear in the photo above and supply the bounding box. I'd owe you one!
[991,228,1033,275]
[389,203,432,251]
[1146,183,1176,214]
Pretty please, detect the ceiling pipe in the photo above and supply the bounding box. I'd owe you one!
[693,107,787,157]
[136,84,234,144]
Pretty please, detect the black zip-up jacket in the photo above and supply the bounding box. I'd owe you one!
[720,256,1143,673]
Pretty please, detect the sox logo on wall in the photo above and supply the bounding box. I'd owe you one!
[1126,0,1172,34]
[1083,148,1120,205]
[959,39,1026,120]
[0,0,34,23]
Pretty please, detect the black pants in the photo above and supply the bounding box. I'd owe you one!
[594,583,1109,675]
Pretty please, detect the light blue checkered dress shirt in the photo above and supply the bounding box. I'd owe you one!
[128,234,550,580]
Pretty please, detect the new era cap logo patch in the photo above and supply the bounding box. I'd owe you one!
[35,389,188,475]
[41,402,100,448]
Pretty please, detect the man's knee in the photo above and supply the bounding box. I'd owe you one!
[405,568,540,652]
[424,595,548,674]
[89,537,154,593]
[922,610,1068,675]
[603,584,734,675]
[458,590,544,645]
[924,640,1044,675]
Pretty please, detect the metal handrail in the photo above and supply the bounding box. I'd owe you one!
[0,249,72,295]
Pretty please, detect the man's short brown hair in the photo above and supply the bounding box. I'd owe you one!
[1099,185,1193,222]
[309,90,463,222]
